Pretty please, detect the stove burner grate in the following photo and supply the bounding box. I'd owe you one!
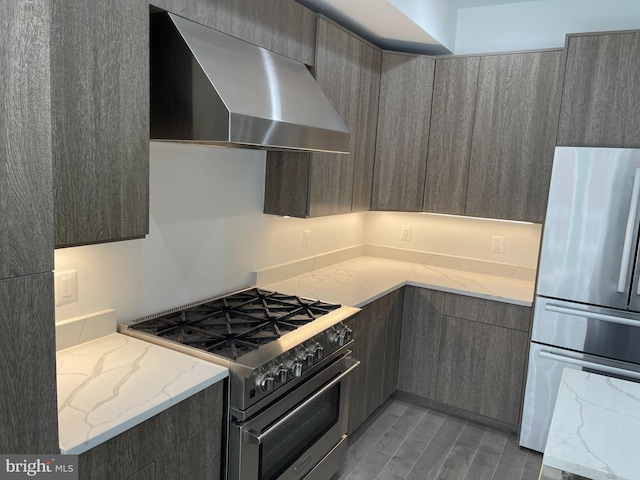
[129,288,341,360]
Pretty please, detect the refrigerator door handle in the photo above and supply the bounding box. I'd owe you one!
[617,168,640,293]
[539,350,640,380]
[545,303,640,327]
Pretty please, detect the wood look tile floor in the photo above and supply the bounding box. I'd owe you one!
[335,398,542,480]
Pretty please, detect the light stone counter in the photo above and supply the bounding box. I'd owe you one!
[56,313,228,455]
[543,368,640,480]
[261,255,534,308]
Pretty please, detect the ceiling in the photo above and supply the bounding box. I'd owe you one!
[296,0,540,54]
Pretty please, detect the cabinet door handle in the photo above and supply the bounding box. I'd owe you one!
[545,303,640,328]
[618,168,640,293]
[539,350,640,380]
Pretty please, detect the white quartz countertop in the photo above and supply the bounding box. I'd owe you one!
[543,368,640,480]
[262,256,534,307]
[57,333,228,455]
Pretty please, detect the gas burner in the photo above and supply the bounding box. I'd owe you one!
[128,288,342,360]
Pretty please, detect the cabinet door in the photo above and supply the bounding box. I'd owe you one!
[424,57,480,215]
[264,20,380,218]
[79,382,224,479]
[435,316,528,426]
[151,0,316,66]
[51,0,149,247]
[345,289,404,434]
[0,274,58,453]
[351,43,382,212]
[397,287,445,400]
[381,288,404,401]
[0,0,53,276]
[308,18,362,217]
[557,31,640,148]
[466,51,563,222]
[372,53,435,211]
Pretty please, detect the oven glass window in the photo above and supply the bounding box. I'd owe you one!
[260,383,340,480]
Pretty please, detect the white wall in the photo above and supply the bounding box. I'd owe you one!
[365,211,541,268]
[54,142,366,324]
[455,0,640,54]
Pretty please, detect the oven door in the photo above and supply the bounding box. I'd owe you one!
[229,355,359,480]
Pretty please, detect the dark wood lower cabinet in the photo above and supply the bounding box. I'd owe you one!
[397,286,532,429]
[346,289,404,434]
[78,382,225,480]
[0,274,58,454]
[435,316,529,426]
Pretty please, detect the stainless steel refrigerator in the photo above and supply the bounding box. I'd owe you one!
[520,146,640,453]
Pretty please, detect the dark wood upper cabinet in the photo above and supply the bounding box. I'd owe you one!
[150,0,316,66]
[51,0,149,247]
[424,56,480,215]
[557,31,640,148]
[465,50,563,223]
[371,53,435,212]
[351,42,382,212]
[264,18,381,217]
[0,0,54,276]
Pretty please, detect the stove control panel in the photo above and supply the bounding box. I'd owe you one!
[248,322,353,404]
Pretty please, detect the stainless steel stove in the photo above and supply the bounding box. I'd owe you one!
[120,287,360,480]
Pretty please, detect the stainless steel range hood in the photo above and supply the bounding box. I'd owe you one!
[150,12,350,154]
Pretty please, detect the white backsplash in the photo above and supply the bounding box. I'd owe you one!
[55,142,541,325]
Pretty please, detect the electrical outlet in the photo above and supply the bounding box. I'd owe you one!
[55,270,78,306]
[491,236,505,254]
[400,224,412,241]
[303,229,311,249]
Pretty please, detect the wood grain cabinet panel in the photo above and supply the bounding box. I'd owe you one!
[465,51,563,223]
[424,57,480,215]
[443,293,532,332]
[0,0,53,276]
[79,382,224,480]
[397,287,445,400]
[372,53,435,211]
[51,0,149,247]
[151,0,316,65]
[307,18,362,217]
[346,289,404,434]
[557,31,640,148]
[397,288,532,428]
[264,19,381,217]
[351,42,382,212]
[435,317,529,427]
[0,274,58,453]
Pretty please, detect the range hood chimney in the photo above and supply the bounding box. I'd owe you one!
[150,12,350,154]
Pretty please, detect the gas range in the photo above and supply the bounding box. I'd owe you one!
[120,287,359,416]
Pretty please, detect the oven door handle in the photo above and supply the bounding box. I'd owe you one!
[539,350,640,380]
[243,359,360,445]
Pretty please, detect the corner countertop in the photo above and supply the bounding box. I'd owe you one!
[543,368,640,480]
[57,332,228,455]
[261,255,534,308]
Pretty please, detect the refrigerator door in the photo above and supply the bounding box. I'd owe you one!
[537,147,640,310]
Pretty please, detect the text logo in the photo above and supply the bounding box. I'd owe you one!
[0,455,77,480]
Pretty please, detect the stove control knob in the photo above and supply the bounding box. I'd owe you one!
[256,373,274,393]
[271,364,289,383]
[296,347,315,367]
[289,361,304,378]
[313,342,324,361]
[343,326,353,343]
[329,327,346,347]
